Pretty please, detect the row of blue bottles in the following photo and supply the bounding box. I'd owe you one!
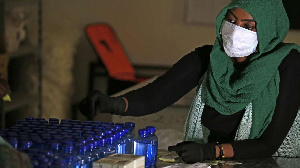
[133,126,158,167]
[0,117,137,168]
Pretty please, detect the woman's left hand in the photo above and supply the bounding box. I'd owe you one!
[168,141,215,163]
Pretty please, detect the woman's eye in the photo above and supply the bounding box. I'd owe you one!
[227,18,236,23]
[244,25,255,31]
[230,20,236,23]
[225,15,235,23]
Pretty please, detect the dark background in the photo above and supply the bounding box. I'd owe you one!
[283,0,300,29]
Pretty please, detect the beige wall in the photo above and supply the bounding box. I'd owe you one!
[43,0,217,64]
[41,0,300,120]
[285,30,300,44]
[42,0,216,120]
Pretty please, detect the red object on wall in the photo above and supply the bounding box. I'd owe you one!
[85,23,150,95]
[85,23,146,82]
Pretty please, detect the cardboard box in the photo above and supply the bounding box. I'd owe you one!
[93,154,145,168]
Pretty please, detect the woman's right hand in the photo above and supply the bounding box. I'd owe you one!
[79,90,126,118]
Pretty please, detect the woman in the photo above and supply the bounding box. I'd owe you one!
[79,0,300,163]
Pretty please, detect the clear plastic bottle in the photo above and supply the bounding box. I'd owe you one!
[134,129,151,167]
[146,126,158,166]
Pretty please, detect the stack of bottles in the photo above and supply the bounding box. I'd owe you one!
[0,117,158,168]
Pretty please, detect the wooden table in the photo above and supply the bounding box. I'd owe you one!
[156,150,300,168]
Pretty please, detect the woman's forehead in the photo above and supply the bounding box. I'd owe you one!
[228,7,255,20]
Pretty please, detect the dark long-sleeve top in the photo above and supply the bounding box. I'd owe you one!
[122,45,300,159]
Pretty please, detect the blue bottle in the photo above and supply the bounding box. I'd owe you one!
[115,131,126,154]
[123,128,134,154]
[41,136,52,148]
[83,120,94,125]
[71,120,81,125]
[105,130,113,137]
[62,144,81,168]
[110,126,117,133]
[8,139,18,149]
[146,126,158,166]
[134,129,151,167]
[94,137,109,158]
[95,131,106,137]
[25,117,35,121]
[33,140,47,149]
[36,155,52,168]
[63,144,75,154]
[105,135,117,156]
[77,145,92,168]
[92,137,102,157]
[49,118,59,124]
[61,119,71,124]
[114,123,124,130]
[125,122,135,137]
[52,157,67,168]
[104,122,114,125]
[64,155,80,168]
[87,141,100,160]
[20,140,33,149]
[50,142,61,156]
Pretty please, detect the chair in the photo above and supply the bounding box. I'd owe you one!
[85,23,150,95]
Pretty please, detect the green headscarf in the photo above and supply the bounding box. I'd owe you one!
[203,0,300,138]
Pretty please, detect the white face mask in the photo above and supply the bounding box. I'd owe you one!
[221,20,258,57]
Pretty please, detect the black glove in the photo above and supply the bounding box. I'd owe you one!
[168,141,216,163]
[79,90,126,119]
